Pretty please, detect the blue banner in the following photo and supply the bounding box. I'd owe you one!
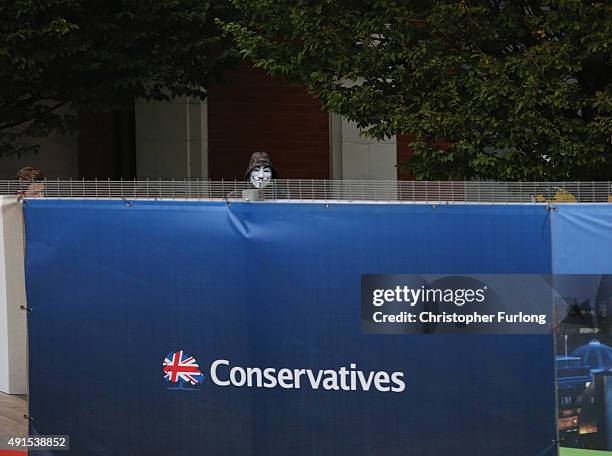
[551,205,612,451]
[24,200,557,455]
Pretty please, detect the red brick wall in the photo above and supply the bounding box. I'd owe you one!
[78,112,116,178]
[78,110,135,179]
[207,63,330,180]
[396,134,415,181]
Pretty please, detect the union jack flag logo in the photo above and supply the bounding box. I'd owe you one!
[163,350,204,387]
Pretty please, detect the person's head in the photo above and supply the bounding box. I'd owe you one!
[16,166,46,181]
[245,152,277,189]
[16,167,46,198]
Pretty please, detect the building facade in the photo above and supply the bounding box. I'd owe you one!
[0,64,414,181]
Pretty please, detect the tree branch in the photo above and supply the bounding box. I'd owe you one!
[0,101,66,131]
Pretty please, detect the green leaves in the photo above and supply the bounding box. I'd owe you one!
[227,0,612,180]
[3,0,609,178]
[0,0,236,156]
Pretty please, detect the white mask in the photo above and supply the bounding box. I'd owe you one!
[249,165,273,188]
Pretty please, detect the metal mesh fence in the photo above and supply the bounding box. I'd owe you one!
[2,179,611,203]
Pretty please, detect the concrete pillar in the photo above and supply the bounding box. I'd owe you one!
[330,114,397,180]
[135,97,208,179]
[0,196,27,394]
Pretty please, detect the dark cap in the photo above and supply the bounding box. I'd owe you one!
[245,152,278,179]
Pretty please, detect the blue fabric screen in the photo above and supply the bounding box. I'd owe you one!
[551,204,612,451]
[551,204,612,274]
[24,200,557,455]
